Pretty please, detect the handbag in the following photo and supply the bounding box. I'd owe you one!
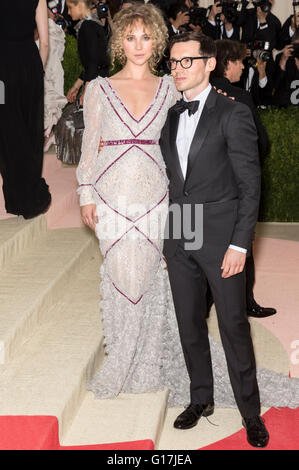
[54,96,85,165]
[73,97,84,130]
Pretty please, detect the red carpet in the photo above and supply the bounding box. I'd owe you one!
[0,408,298,450]
[0,416,154,450]
[200,408,299,450]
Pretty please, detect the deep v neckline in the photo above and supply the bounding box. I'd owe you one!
[105,76,163,123]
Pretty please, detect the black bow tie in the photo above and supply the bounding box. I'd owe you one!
[173,99,200,116]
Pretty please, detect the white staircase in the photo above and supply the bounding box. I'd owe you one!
[0,215,168,446]
[0,214,292,449]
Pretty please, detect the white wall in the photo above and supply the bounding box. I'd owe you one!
[198,0,293,24]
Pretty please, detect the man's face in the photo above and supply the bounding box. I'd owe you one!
[226,59,245,83]
[170,41,215,95]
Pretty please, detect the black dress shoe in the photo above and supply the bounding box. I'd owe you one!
[242,416,269,448]
[247,301,277,318]
[174,403,214,430]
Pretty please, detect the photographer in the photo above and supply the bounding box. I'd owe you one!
[211,39,269,156]
[272,32,299,107]
[278,11,299,49]
[205,0,241,40]
[47,0,78,35]
[238,43,275,106]
[91,0,117,37]
[240,0,281,52]
[238,0,279,106]
[167,0,206,37]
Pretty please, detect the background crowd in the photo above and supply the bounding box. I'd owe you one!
[46,0,299,110]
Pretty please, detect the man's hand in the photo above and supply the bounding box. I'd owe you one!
[221,248,246,278]
[189,23,203,33]
[209,2,222,21]
[172,11,190,30]
[280,44,294,71]
[81,204,98,231]
[213,86,235,100]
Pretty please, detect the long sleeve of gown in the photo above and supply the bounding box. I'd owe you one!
[76,78,102,206]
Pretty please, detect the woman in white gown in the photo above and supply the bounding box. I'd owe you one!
[77,3,299,409]
[43,10,67,151]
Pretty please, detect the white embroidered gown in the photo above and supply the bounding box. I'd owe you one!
[77,75,299,408]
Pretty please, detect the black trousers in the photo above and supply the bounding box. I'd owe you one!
[166,242,261,418]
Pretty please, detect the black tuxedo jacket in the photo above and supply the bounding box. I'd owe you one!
[211,76,269,158]
[159,88,261,258]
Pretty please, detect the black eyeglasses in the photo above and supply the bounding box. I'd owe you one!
[167,56,212,71]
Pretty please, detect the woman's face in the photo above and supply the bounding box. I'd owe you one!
[66,1,89,21]
[122,20,154,67]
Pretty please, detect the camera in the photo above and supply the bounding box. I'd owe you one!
[188,6,209,28]
[247,40,271,64]
[47,0,70,29]
[252,0,272,14]
[96,1,109,20]
[178,3,209,29]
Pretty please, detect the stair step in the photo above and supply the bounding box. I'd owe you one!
[0,254,105,442]
[0,226,97,362]
[61,388,169,448]
[0,215,47,272]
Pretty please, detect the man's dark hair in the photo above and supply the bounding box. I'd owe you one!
[212,39,247,78]
[169,32,217,60]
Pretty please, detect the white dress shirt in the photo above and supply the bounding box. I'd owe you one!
[176,83,247,254]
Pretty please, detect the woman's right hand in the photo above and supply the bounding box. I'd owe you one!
[81,204,98,231]
[67,86,79,103]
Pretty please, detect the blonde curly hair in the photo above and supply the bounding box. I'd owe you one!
[110,3,168,73]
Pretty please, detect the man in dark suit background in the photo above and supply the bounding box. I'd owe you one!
[272,33,299,107]
[209,38,277,319]
[160,31,269,448]
[204,0,241,41]
[238,0,280,106]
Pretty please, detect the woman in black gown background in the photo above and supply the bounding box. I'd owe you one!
[0,0,51,219]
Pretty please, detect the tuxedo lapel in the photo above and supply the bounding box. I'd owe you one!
[168,108,185,184]
[185,89,217,183]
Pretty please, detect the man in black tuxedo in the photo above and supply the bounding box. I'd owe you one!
[159,32,269,448]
